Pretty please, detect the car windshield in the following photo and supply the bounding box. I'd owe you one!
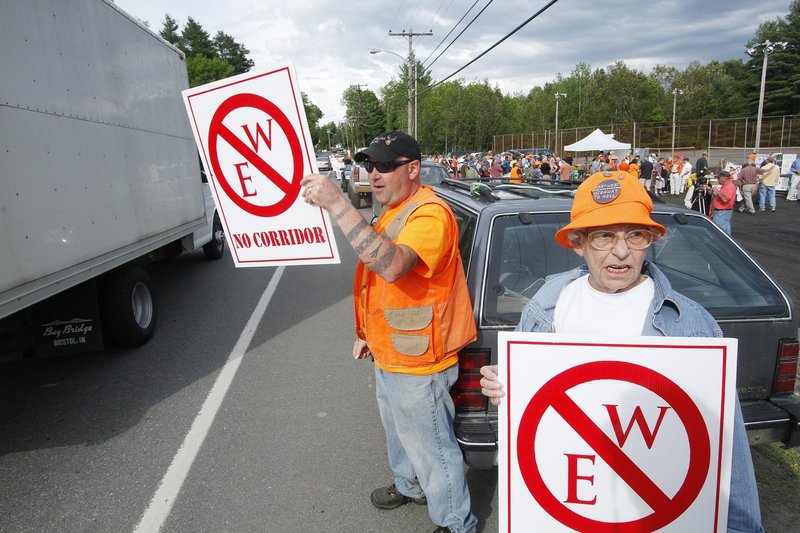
[482,211,788,326]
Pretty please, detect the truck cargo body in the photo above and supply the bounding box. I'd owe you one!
[0,0,222,352]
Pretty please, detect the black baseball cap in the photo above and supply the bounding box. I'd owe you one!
[354,130,421,163]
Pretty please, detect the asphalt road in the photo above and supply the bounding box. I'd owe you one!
[0,210,498,533]
[0,197,796,533]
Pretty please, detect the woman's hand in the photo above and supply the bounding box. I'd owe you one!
[480,364,505,406]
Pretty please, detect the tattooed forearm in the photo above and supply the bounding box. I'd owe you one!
[333,203,355,221]
[345,219,369,242]
[369,241,382,259]
[368,243,396,276]
[354,231,379,255]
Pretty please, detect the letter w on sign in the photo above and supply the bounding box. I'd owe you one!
[241,120,272,151]
[603,405,671,448]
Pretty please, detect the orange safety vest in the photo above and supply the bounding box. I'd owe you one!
[353,187,477,375]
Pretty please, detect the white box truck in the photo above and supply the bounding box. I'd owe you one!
[0,0,225,356]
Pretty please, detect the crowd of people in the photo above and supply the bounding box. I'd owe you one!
[432,151,580,183]
[433,149,799,237]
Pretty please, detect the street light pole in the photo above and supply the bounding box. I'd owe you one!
[554,92,566,155]
[671,88,684,156]
[747,40,788,153]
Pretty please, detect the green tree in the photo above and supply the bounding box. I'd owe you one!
[186,55,234,87]
[746,1,800,115]
[341,85,385,150]
[181,17,214,58]
[719,59,753,117]
[212,31,255,74]
[302,92,323,147]
[159,14,181,47]
[158,15,255,88]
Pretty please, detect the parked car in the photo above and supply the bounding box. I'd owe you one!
[419,160,450,186]
[341,161,372,208]
[430,179,800,469]
[316,153,333,172]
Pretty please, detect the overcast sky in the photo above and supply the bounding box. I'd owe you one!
[113,0,792,126]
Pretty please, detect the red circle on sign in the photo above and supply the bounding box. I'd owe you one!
[516,360,711,532]
[208,93,304,217]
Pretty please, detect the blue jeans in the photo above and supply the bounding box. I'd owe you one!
[713,208,733,235]
[729,397,764,532]
[374,364,477,533]
[757,184,775,210]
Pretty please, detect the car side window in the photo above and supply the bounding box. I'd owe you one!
[483,212,579,326]
[444,202,477,271]
[649,213,787,318]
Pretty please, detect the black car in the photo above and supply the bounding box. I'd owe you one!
[431,179,800,469]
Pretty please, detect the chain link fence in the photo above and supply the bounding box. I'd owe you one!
[493,115,799,160]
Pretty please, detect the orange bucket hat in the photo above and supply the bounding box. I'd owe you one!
[554,171,666,249]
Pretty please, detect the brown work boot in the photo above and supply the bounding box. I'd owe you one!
[370,483,426,509]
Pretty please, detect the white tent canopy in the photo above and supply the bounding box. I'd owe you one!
[564,128,631,152]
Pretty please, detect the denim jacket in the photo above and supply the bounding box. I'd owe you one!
[516,261,722,337]
[516,261,764,532]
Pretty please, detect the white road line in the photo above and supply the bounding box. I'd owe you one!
[133,266,285,533]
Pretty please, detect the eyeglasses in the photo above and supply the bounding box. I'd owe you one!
[582,229,657,251]
[364,159,413,173]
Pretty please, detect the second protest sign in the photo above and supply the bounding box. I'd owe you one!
[498,332,738,532]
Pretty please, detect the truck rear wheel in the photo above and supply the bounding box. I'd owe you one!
[100,266,156,347]
[203,213,225,259]
[348,185,362,208]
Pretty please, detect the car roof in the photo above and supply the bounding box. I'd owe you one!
[433,178,689,218]
[433,179,576,213]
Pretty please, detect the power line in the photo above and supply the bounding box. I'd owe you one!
[424,0,453,36]
[421,0,483,67]
[381,1,405,50]
[402,0,425,34]
[417,0,561,97]
[424,0,493,70]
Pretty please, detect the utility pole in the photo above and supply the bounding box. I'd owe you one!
[389,28,432,137]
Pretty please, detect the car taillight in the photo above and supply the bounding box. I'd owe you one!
[451,348,490,411]
[772,339,800,395]
[353,166,360,180]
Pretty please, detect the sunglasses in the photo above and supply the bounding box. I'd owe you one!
[363,159,414,173]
